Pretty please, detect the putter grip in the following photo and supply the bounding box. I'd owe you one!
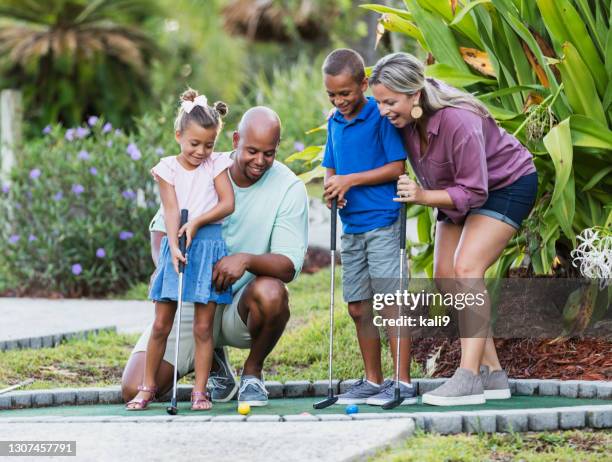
[399,203,407,250]
[330,198,338,251]
[178,209,188,273]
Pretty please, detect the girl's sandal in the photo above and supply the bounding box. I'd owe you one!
[191,391,213,411]
[125,385,157,411]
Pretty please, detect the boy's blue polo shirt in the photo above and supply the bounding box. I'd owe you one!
[322,97,407,234]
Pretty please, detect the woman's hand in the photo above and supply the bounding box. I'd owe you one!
[394,174,425,204]
[178,221,198,249]
[170,245,187,274]
[324,174,353,204]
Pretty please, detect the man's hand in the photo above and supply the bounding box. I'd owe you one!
[324,174,353,203]
[394,174,425,204]
[213,253,250,292]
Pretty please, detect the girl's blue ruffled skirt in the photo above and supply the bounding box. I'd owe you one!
[149,224,232,304]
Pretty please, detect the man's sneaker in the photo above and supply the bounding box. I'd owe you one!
[422,368,485,406]
[336,378,383,404]
[207,347,239,402]
[238,375,268,407]
[480,365,511,400]
[365,379,417,406]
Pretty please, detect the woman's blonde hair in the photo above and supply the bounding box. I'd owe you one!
[369,52,490,118]
[174,88,229,132]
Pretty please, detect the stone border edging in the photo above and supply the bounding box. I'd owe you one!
[1,405,610,433]
[1,378,610,432]
[0,326,117,352]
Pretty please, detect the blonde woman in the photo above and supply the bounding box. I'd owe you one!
[369,52,538,406]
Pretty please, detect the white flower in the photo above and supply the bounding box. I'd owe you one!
[570,228,612,288]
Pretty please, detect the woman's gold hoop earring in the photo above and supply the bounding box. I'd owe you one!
[411,103,423,119]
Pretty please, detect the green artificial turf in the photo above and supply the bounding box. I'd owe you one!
[1,396,609,418]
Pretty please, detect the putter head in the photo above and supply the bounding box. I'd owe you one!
[313,396,338,409]
[166,397,178,415]
[381,387,402,410]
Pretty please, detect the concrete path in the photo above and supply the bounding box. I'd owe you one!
[0,420,414,461]
[0,298,152,341]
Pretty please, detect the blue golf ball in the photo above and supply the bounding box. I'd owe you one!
[345,404,359,415]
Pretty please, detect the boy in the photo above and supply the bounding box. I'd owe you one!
[321,48,415,406]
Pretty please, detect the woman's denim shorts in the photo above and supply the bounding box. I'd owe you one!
[438,172,538,230]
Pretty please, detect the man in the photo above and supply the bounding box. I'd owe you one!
[122,107,309,406]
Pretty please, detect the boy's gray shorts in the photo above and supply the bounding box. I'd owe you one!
[341,218,407,303]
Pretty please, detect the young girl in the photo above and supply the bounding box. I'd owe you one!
[126,89,234,411]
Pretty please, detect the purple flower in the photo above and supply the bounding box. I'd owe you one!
[29,168,41,180]
[71,184,84,195]
[77,150,90,161]
[71,263,82,276]
[53,191,63,201]
[28,234,37,242]
[1,183,8,194]
[114,129,122,137]
[75,127,90,139]
[42,125,52,134]
[89,167,98,176]
[8,234,20,244]
[88,116,99,126]
[65,128,75,141]
[155,147,165,156]
[126,143,141,161]
[122,189,136,200]
[106,140,113,148]
[294,141,305,152]
[119,231,134,240]
[96,248,106,258]
[102,122,112,134]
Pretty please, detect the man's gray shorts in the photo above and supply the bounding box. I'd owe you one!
[341,218,407,303]
[131,284,250,377]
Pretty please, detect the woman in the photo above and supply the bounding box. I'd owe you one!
[369,52,538,406]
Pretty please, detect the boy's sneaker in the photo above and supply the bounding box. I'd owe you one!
[480,365,511,400]
[336,378,382,404]
[365,379,417,406]
[207,347,239,402]
[238,375,268,407]
[422,368,485,406]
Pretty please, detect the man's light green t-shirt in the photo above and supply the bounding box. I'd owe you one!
[150,155,309,294]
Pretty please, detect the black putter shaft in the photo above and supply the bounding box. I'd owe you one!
[382,202,408,410]
[314,198,339,409]
[167,209,189,416]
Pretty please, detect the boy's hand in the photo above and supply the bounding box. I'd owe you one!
[326,198,347,209]
[394,174,424,204]
[170,245,187,274]
[324,174,353,203]
[178,221,198,249]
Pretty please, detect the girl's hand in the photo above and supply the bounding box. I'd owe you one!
[394,174,424,204]
[178,221,198,249]
[324,174,353,203]
[170,245,187,274]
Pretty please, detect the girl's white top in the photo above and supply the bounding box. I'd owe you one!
[152,153,233,223]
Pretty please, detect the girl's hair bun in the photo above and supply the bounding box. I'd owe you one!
[214,101,229,117]
[180,88,199,102]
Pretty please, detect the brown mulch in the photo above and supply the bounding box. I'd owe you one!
[411,337,612,381]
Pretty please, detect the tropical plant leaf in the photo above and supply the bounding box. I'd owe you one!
[298,165,325,184]
[425,63,496,86]
[557,42,607,125]
[581,166,612,192]
[459,46,496,76]
[360,3,414,20]
[285,145,323,163]
[377,13,426,48]
[536,0,607,97]
[569,115,612,150]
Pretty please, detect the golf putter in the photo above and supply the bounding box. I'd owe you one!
[167,209,189,416]
[382,202,408,410]
[314,198,339,409]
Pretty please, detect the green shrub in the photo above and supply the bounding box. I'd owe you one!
[234,57,330,173]
[0,111,178,297]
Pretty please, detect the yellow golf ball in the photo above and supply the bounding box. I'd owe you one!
[237,403,251,415]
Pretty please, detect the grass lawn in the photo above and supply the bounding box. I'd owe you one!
[371,429,612,462]
[0,269,422,389]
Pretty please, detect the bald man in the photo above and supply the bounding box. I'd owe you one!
[122,107,309,407]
